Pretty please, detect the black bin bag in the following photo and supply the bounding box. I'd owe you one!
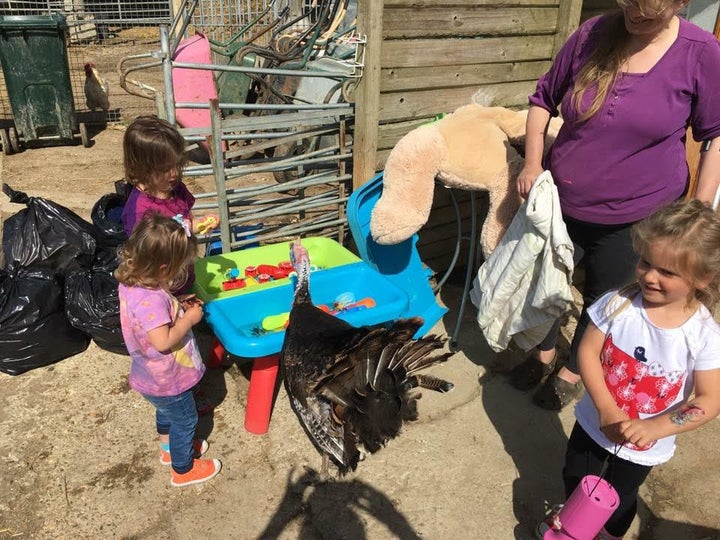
[65,246,128,355]
[2,183,97,274]
[0,266,90,375]
[91,192,127,247]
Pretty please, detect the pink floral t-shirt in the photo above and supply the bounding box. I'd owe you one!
[118,284,205,397]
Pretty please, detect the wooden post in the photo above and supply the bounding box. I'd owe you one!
[552,0,583,57]
[686,6,720,197]
[352,0,384,189]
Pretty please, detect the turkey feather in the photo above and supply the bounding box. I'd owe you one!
[280,239,454,474]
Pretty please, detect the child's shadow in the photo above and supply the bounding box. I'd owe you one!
[478,354,569,539]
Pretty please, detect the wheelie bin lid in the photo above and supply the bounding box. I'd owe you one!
[0,13,68,31]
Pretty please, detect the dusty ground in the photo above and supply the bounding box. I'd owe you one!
[2,124,720,540]
[2,35,720,537]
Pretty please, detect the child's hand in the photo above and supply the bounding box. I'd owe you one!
[599,406,630,444]
[194,214,219,235]
[618,418,660,449]
[179,294,204,311]
[183,302,204,325]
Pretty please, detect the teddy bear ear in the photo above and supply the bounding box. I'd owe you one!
[370,125,445,245]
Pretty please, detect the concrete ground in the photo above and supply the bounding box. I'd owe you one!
[1,130,720,539]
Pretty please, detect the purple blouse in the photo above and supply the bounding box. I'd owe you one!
[120,182,197,294]
[121,182,196,236]
[530,15,720,224]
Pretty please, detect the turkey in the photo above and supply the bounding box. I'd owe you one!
[280,239,454,475]
[83,62,110,112]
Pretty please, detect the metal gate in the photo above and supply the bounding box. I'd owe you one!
[0,0,276,123]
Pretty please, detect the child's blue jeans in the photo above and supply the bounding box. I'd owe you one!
[141,389,198,474]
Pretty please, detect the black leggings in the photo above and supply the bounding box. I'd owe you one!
[537,217,638,374]
[563,423,652,537]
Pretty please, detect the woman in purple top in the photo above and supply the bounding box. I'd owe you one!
[510,0,720,411]
[120,116,218,294]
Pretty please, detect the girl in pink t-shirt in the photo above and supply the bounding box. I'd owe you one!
[115,213,221,487]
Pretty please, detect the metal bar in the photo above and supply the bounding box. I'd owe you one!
[451,191,478,351]
[160,26,175,124]
[193,171,352,200]
[183,149,350,177]
[209,99,232,253]
[174,102,353,111]
[171,60,352,78]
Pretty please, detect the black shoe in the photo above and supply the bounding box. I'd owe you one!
[508,352,556,391]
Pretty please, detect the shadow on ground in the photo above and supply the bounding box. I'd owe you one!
[259,468,422,540]
[441,275,720,540]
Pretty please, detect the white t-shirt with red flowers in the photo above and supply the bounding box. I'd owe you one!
[575,290,720,466]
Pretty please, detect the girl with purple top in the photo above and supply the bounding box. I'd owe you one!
[115,213,222,487]
[120,115,218,294]
[510,0,720,410]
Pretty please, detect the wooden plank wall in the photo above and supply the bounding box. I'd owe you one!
[580,0,614,21]
[357,0,581,274]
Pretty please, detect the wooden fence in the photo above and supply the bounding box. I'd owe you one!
[352,0,582,272]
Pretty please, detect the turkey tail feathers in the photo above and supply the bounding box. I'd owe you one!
[371,346,395,390]
[345,325,454,461]
[283,311,453,475]
[412,374,455,393]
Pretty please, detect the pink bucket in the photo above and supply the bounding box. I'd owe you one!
[543,475,619,540]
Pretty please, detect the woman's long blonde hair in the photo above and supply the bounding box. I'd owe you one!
[571,0,679,122]
[115,213,197,291]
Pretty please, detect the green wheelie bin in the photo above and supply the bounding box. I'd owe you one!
[0,13,89,154]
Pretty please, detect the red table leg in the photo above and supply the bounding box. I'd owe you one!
[244,354,280,435]
[207,336,225,368]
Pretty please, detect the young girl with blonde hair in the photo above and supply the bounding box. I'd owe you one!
[538,199,720,539]
[115,213,222,487]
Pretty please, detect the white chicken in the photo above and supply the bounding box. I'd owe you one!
[83,62,110,112]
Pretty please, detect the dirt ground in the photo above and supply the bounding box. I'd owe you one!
[2,40,720,537]
[2,124,720,540]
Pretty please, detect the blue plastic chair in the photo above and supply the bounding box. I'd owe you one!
[346,172,448,338]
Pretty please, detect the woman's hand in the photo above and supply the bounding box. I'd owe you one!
[517,165,544,199]
[599,405,630,444]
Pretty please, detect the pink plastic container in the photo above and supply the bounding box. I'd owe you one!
[543,475,619,540]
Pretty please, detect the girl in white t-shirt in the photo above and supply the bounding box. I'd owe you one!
[538,199,720,540]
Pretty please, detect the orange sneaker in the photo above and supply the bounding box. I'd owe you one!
[159,439,209,466]
[170,458,222,487]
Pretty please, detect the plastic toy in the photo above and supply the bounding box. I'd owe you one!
[221,267,262,290]
[179,294,203,310]
[260,297,376,333]
[222,279,246,291]
[221,268,246,291]
[257,264,292,279]
[542,475,619,539]
[196,214,219,234]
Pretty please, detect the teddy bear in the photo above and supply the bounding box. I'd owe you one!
[370,103,562,257]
